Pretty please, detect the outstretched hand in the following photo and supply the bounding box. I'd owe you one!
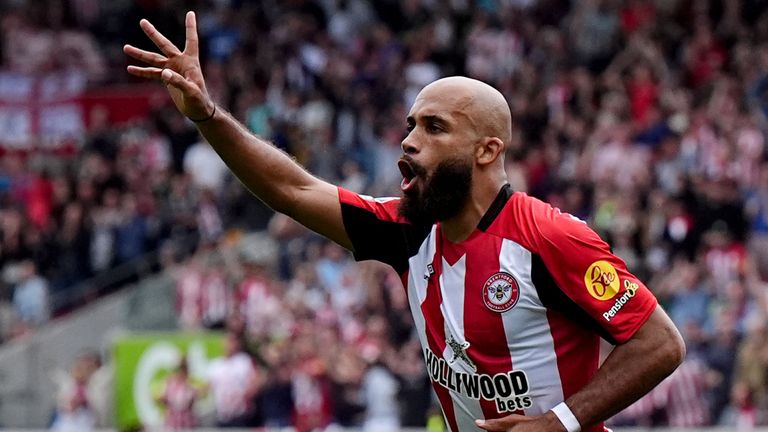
[124,11,214,121]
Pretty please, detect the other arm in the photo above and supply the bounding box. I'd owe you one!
[561,306,684,428]
[478,306,684,432]
[124,11,351,250]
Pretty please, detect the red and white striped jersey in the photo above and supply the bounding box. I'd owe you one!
[162,374,198,429]
[339,184,657,432]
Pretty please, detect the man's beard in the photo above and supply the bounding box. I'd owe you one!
[398,157,473,226]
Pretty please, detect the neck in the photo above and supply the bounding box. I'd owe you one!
[441,178,508,243]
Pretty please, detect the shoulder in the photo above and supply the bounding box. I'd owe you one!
[208,359,224,375]
[488,192,585,242]
[485,192,606,261]
[233,353,256,369]
[337,187,405,223]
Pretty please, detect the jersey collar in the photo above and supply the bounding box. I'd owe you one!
[477,183,513,232]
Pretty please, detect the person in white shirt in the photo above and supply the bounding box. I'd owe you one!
[206,331,261,427]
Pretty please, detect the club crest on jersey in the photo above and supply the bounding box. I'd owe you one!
[482,272,520,313]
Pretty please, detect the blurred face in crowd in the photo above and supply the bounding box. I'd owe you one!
[398,77,510,225]
[224,332,243,357]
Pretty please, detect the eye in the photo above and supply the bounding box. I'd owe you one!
[426,122,443,133]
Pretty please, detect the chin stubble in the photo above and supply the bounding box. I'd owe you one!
[398,157,473,225]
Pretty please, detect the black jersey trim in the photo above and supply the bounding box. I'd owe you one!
[477,183,513,232]
[340,203,432,274]
[531,254,618,345]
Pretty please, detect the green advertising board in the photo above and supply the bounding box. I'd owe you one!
[112,332,225,429]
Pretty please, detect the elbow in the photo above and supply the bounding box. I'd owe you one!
[662,325,686,374]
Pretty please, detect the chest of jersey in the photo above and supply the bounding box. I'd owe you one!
[404,226,566,419]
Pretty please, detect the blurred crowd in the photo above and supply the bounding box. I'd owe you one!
[2,0,768,429]
[160,229,432,431]
[0,105,274,339]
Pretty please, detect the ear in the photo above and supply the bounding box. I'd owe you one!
[475,137,504,166]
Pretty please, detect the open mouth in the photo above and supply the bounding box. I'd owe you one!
[398,158,418,192]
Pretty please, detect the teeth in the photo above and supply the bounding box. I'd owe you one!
[401,176,414,191]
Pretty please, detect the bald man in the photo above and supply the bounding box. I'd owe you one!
[125,12,684,432]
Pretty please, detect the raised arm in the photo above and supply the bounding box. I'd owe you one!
[124,11,352,250]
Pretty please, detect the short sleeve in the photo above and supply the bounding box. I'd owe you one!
[338,187,431,273]
[512,194,657,344]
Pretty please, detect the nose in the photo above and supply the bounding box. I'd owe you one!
[401,133,418,155]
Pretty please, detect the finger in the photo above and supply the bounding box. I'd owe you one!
[140,19,182,57]
[183,11,199,56]
[160,68,197,95]
[475,419,507,431]
[475,415,529,431]
[123,44,167,67]
[126,65,164,80]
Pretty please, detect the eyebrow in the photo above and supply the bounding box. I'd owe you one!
[406,114,450,125]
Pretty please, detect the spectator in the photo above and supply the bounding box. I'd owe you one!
[258,343,295,427]
[292,343,334,432]
[175,249,204,330]
[199,253,232,330]
[113,193,148,265]
[705,314,741,424]
[157,357,201,430]
[183,139,229,192]
[206,331,261,427]
[657,355,712,427]
[49,202,91,293]
[11,259,50,327]
[50,354,100,432]
[360,355,400,432]
[733,317,768,422]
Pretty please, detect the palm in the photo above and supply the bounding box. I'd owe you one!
[123,11,213,120]
[164,56,203,113]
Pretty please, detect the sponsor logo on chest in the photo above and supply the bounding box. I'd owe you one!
[424,347,533,413]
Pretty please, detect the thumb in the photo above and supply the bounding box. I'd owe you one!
[160,68,211,119]
[161,68,194,93]
[475,414,530,431]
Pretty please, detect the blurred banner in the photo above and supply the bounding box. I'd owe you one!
[0,71,166,151]
[112,332,224,430]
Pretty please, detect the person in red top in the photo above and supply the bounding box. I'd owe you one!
[158,357,201,430]
[124,12,685,432]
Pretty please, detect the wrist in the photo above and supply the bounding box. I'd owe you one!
[550,402,581,432]
[543,409,568,432]
[188,102,216,123]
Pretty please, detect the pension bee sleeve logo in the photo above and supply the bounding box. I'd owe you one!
[603,279,640,322]
[584,260,620,300]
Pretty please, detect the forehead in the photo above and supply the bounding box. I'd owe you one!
[408,85,474,121]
